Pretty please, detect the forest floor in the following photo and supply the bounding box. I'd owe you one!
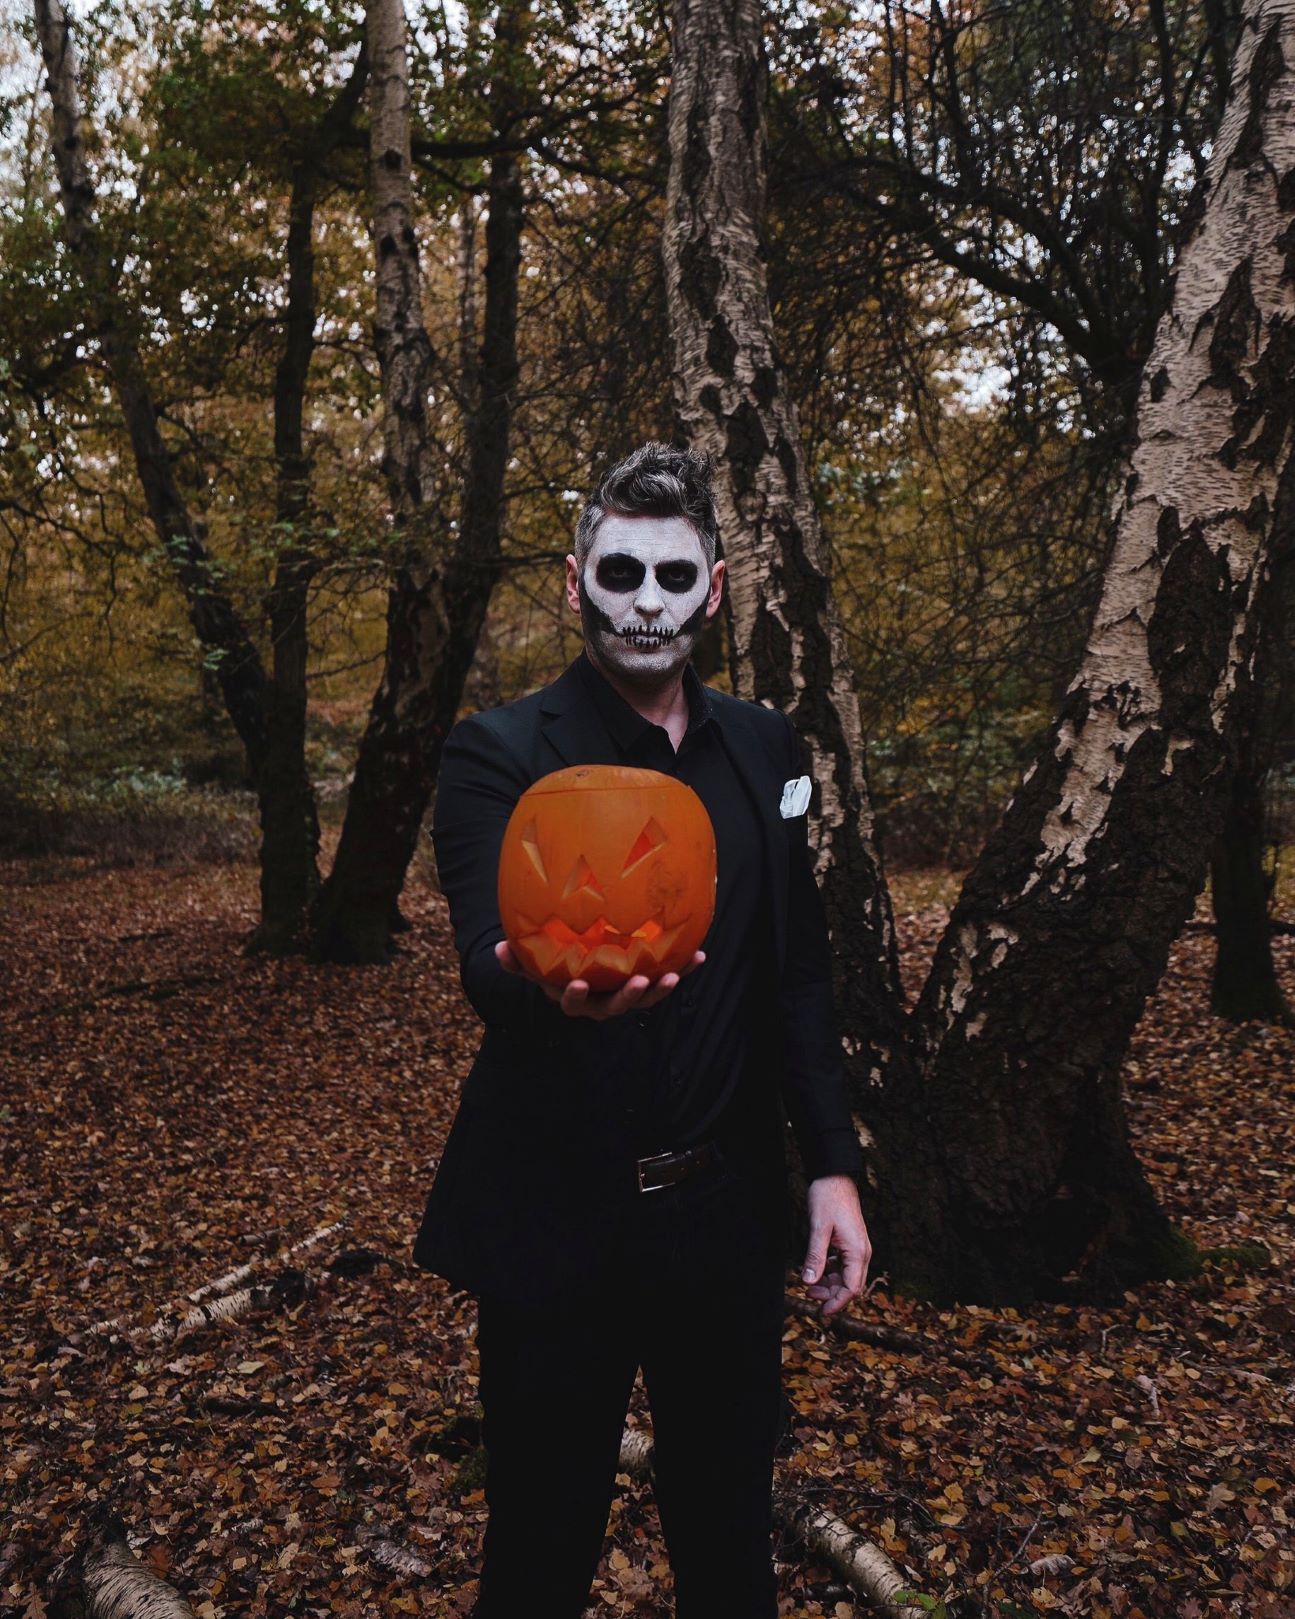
[1,841,1293,1619]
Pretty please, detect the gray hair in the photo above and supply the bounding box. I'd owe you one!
[573,441,720,568]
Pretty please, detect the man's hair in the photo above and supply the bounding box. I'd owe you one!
[573,441,720,568]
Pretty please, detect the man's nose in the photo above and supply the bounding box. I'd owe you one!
[634,571,665,616]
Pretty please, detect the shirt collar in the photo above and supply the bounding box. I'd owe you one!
[574,648,714,753]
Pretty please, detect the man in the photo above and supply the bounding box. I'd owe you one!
[413,442,871,1618]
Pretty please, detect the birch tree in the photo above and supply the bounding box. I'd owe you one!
[665,0,1295,1299]
[311,0,524,961]
[663,0,907,1101]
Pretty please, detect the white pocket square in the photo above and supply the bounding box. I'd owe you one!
[779,775,811,818]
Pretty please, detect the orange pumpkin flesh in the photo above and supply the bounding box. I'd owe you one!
[497,765,717,991]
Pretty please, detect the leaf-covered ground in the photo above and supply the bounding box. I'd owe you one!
[2,845,1292,1618]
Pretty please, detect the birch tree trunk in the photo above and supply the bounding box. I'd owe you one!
[662,0,907,1114]
[663,0,1295,1302]
[897,0,1295,1298]
[312,0,523,961]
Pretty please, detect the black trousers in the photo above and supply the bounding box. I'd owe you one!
[471,1147,789,1619]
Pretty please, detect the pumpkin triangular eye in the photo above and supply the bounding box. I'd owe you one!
[562,854,605,901]
[520,821,547,883]
[622,817,667,875]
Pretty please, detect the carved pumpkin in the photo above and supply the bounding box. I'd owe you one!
[497,764,717,991]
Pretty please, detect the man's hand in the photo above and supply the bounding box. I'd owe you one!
[801,1174,871,1318]
[494,939,705,1022]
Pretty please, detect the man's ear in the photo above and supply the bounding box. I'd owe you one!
[705,558,726,619]
[564,553,581,615]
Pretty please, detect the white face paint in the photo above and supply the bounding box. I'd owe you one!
[577,514,713,687]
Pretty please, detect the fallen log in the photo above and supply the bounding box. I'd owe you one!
[79,1217,347,1346]
[47,1516,197,1619]
[615,1429,928,1615]
[783,1294,994,1375]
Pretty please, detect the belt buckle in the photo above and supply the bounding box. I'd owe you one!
[636,1148,677,1193]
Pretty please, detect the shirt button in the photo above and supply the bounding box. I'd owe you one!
[635,1013,648,1029]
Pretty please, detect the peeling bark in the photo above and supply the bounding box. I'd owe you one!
[662,0,1295,1303]
[662,0,906,1132]
[312,0,523,962]
[615,1427,924,1614]
[47,1518,198,1619]
[899,0,1295,1299]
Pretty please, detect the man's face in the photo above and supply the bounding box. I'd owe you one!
[566,513,721,687]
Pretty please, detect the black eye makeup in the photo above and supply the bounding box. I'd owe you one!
[655,561,699,593]
[593,553,701,594]
[595,554,646,592]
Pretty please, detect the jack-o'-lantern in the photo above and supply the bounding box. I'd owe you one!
[497,765,717,991]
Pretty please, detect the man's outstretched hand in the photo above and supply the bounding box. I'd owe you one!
[801,1174,871,1318]
[494,938,705,1022]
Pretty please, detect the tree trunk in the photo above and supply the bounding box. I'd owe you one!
[312,0,523,962]
[1209,460,1295,1022]
[252,74,365,954]
[36,0,367,955]
[34,0,270,769]
[898,0,1295,1299]
[662,0,907,1128]
[47,1518,198,1619]
[1209,758,1292,1023]
[662,0,1295,1304]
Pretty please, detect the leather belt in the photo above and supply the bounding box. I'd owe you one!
[635,1140,719,1193]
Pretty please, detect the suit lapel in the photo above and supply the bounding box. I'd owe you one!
[537,661,623,770]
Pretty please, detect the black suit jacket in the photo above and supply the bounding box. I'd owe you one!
[411,658,863,1307]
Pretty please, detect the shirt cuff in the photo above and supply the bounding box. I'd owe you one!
[800,1127,867,1183]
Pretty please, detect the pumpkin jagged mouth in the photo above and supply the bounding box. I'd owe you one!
[516,912,683,976]
[533,914,665,949]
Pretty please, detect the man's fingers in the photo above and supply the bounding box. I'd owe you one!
[548,964,695,1021]
[560,979,591,1016]
[801,1223,831,1285]
[842,1243,868,1297]
[636,972,680,1009]
[678,950,706,979]
[821,1280,854,1318]
[494,939,522,975]
[604,975,651,1019]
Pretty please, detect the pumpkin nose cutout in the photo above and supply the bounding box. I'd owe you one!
[622,817,667,875]
[561,854,605,902]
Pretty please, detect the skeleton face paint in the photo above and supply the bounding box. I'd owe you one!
[577,514,713,688]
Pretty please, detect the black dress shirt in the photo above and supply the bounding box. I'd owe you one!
[571,650,777,1158]
[568,650,870,1186]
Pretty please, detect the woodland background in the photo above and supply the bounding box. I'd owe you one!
[2,0,1294,1615]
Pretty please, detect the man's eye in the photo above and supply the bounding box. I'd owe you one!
[656,562,699,593]
[595,555,646,592]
